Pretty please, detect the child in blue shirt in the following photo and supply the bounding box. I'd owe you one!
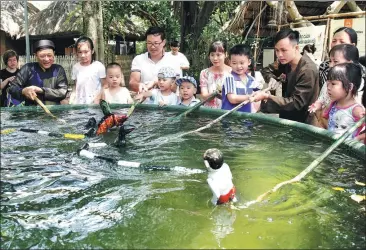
[222,44,259,112]
[176,76,200,107]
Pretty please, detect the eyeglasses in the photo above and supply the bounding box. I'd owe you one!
[146,41,163,47]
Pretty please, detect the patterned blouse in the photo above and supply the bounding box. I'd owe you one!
[199,68,229,109]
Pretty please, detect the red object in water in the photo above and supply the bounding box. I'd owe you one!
[96,114,128,135]
[217,186,236,205]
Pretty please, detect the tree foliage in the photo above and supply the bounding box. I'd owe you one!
[182,1,242,79]
[81,1,242,77]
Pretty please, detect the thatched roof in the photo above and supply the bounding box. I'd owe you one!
[109,16,147,41]
[18,1,81,37]
[17,1,146,40]
[225,1,366,35]
[0,1,39,37]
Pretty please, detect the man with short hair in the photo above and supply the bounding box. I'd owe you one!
[0,50,20,106]
[252,29,319,124]
[8,40,68,106]
[129,26,180,93]
[166,40,190,77]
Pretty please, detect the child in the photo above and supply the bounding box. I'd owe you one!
[309,44,364,113]
[221,44,259,113]
[134,67,178,106]
[204,148,236,205]
[97,62,133,104]
[323,63,365,138]
[176,76,200,107]
[71,36,106,104]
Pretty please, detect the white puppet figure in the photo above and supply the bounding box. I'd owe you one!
[203,148,237,205]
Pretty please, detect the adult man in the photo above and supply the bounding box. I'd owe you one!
[129,26,180,93]
[252,29,319,124]
[166,40,190,77]
[0,50,19,107]
[8,40,68,106]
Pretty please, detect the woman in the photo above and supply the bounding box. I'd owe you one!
[0,50,19,106]
[319,27,358,89]
[199,41,231,109]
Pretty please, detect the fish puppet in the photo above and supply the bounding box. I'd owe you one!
[85,100,133,137]
[96,100,128,135]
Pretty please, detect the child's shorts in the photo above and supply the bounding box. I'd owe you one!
[217,186,236,205]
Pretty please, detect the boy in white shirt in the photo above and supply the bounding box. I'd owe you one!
[167,40,190,77]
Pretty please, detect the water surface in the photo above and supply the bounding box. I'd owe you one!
[1,107,365,249]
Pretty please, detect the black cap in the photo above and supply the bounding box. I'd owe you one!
[33,40,55,52]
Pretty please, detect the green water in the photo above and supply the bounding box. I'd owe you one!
[1,107,365,249]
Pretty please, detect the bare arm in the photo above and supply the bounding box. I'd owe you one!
[227,93,250,104]
[129,71,141,92]
[1,76,16,89]
[93,89,104,104]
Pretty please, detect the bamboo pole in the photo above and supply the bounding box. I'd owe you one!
[254,118,365,203]
[34,97,67,124]
[279,11,366,28]
[277,18,328,28]
[179,87,271,138]
[294,11,365,21]
[321,18,331,61]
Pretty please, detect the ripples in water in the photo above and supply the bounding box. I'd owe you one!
[1,108,365,249]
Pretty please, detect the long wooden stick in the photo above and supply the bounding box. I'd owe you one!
[127,100,141,117]
[180,87,271,137]
[180,100,250,137]
[168,91,218,122]
[255,117,365,203]
[34,96,66,123]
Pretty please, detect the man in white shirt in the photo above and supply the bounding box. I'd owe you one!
[129,27,180,93]
[166,40,190,77]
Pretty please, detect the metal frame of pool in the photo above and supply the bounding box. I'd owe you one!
[1,104,365,161]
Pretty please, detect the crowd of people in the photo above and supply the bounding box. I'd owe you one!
[0,26,365,143]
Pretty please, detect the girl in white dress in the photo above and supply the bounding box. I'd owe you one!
[71,36,106,104]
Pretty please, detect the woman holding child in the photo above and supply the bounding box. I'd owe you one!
[200,41,231,109]
[309,28,365,114]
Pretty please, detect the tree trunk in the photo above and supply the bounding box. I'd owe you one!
[180,1,217,52]
[180,1,198,53]
[82,0,99,61]
[192,1,217,40]
[97,1,104,63]
[326,1,347,14]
